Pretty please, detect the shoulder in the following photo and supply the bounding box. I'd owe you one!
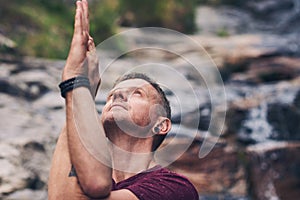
[122,166,199,200]
[150,167,198,196]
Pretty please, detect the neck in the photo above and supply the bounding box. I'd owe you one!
[105,123,156,182]
[111,149,156,183]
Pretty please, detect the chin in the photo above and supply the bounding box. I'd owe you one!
[102,112,127,127]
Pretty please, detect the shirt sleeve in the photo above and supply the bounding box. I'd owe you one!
[125,170,199,200]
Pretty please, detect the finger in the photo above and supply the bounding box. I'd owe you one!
[87,36,98,67]
[82,0,90,33]
[87,36,95,52]
[74,1,83,36]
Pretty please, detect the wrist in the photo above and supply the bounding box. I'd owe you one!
[59,76,91,98]
[62,63,87,81]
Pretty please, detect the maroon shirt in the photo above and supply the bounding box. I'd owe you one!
[112,165,199,200]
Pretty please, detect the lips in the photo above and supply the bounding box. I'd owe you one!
[109,103,127,110]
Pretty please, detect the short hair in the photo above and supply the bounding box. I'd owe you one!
[113,72,171,151]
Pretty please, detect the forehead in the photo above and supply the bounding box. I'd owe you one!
[112,78,154,91]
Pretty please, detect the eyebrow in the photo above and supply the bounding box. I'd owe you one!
[107,86,148,97]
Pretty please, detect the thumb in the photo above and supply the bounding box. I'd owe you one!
[87,36,95,52]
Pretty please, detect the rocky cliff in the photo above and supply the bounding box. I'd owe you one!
[1,1,300,200]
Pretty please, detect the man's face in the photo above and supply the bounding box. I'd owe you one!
[101,79,161,135]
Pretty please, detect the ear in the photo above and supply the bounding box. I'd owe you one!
[153,117,172,135]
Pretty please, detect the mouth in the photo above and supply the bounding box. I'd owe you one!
[110,103,127,110]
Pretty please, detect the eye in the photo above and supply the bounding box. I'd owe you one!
[107,93,113,100]
[133,89,143,96]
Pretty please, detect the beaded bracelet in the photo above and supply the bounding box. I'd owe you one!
[59,76,91,98]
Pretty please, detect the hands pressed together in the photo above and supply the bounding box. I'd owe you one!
[63,0,100,97]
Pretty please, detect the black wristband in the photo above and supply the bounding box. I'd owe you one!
[59,76,91,98]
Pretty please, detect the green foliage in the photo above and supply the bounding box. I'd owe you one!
[0,0,118,59]
[0,0,198,58]
[197,0,243,6]
[0,0,74,58]
[216,27,230,37]
[89,0,119,44]
[118,0,197,34]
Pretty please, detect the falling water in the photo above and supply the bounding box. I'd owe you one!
[238,102,273,144]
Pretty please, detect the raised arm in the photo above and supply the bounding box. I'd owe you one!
[49,1,139,199]
[61,0,112,198]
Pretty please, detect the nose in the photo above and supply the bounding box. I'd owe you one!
[113,89,127,102]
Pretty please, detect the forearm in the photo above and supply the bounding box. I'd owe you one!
[65,87,112,198]
[58,0,112,197]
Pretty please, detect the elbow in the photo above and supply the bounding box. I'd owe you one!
[81,178,112,199]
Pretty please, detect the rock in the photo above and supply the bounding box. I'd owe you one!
[4,189,47,200]
[193,34,275,68]
[0,139,52,197]
[0,58,64,198]
[1,14,300,199]
[190,34,298,84]
[238,102,273,144]
[0,94,62,143]
[197,1,300,35]
[166,137,247,197]
[294,89,300,108]
[0,33,16,48]
[0,94,33,140]
[231,56,300,84]
[225,83,300,144]
[0,78,28,99]
[242,0,300,33]
[0,159,32,194]
[172,103,212,131]
[247,141,300,200]
[0,143,20,159]
[20,141,50,189]
[167,124,199,138]
[267,102,300,141]
[0,57,63,100]
[33,91,64,110]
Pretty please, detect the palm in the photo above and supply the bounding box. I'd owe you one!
[63,0,101,98]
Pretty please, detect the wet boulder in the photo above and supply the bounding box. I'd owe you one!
[246,141,300,200]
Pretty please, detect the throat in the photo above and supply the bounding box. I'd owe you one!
[105,127,156,181]
[112,170,135,183]
[111,153,156,183]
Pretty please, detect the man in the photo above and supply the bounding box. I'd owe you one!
[48,0,198,199]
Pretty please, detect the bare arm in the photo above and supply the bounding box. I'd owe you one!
[48,125,137,200]
[65,88,112,198]
[50,1,138,199]
[48,126,89,200]
[48,3,103,198]
[62,0,111,198]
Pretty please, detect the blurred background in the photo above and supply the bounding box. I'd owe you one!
[0,0,300,199]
